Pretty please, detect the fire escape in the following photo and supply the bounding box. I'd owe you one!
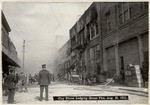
[71,31,89,75]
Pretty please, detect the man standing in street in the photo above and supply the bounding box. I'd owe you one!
[28,74,32,83]
[4,68,17,104]
[38,64,51,101]
[20,72,28,92]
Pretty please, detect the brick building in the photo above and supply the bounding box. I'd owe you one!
[57,40,71,78]
[69,2,148,86]
[101,2,148,86]
[70,3,102,82]
[2,11,21,75]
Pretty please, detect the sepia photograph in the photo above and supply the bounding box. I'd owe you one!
[1,1,149,104]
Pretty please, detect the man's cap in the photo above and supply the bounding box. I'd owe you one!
[42,64,46,68]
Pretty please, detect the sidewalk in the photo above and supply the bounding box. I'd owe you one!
[104,85,148,97]
[117,86,148,94]
[47,82,148,97]
[98,83,148,93]
[74,84,148,97]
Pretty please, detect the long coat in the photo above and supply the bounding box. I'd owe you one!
[38,69,51,85]
[4,74,16,89]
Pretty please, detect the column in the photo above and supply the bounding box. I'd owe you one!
[115,44,120,77]
[103,49,107,72]
[98,10,103,72]
[137,35,144,67]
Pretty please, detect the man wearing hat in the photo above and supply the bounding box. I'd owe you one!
[38,64,51,101]
[4,68,17,104]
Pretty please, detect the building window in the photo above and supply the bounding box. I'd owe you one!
[105,11,111,31]
[77,34,80,45]
[89,44,100,60]
[90,21,95,40]
[95,45,100,58]
[88,45,100,74]
[79,29,84,45]
[141,2,148,9]
[95,20,98,35]
[88,19,99,40]
[118,3,130,24]
[87,24,90,41]
[72,36,76,47]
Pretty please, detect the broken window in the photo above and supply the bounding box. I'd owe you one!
[106,11,111,31]
[89,44,100,60]
[95,19,99,35]
[118,3,131,24]
[86,24,90,41]
[140,2,148,9]
[72,36,76,47]
[90,22,95,40]
[79,29,84,45]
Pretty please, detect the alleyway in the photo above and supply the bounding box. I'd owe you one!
[3,82,148,104]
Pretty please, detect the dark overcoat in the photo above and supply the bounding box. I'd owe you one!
[38,69,51,85]
[4,74,16,89]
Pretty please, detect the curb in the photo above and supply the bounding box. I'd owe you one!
[74,86,148,97]
[118,88,148,94]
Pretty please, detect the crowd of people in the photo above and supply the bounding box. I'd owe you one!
[2,64,55,104]
[58,70,101,85]
[28,73,39,83]
[2,69,29,103]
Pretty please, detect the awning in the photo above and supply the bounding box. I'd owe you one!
[2,52,21,68]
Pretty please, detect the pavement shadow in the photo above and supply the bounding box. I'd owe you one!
[34,96,52,102]
[20,90,27,93]
[49,91,53,93]
[34,96,41,101]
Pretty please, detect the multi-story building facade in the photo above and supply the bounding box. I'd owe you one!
[57,40,71,78]
[2,11,21,75]
[70,2,148,86]
[70,3,103,81]
[101,2,148,86]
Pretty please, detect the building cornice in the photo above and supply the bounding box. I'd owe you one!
[2,11,11,33]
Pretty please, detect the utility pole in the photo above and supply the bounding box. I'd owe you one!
[23,40,25,73]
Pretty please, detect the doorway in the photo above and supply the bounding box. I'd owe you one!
[141,51,148,87]
[120,56,125,84]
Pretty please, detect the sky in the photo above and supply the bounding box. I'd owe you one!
[2,2,92,75]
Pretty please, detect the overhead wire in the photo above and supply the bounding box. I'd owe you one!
[25,43,46,59]
[25,40,55,50]
[4,3,69,55]
[48,3,66,36]
[3,6,55,53]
